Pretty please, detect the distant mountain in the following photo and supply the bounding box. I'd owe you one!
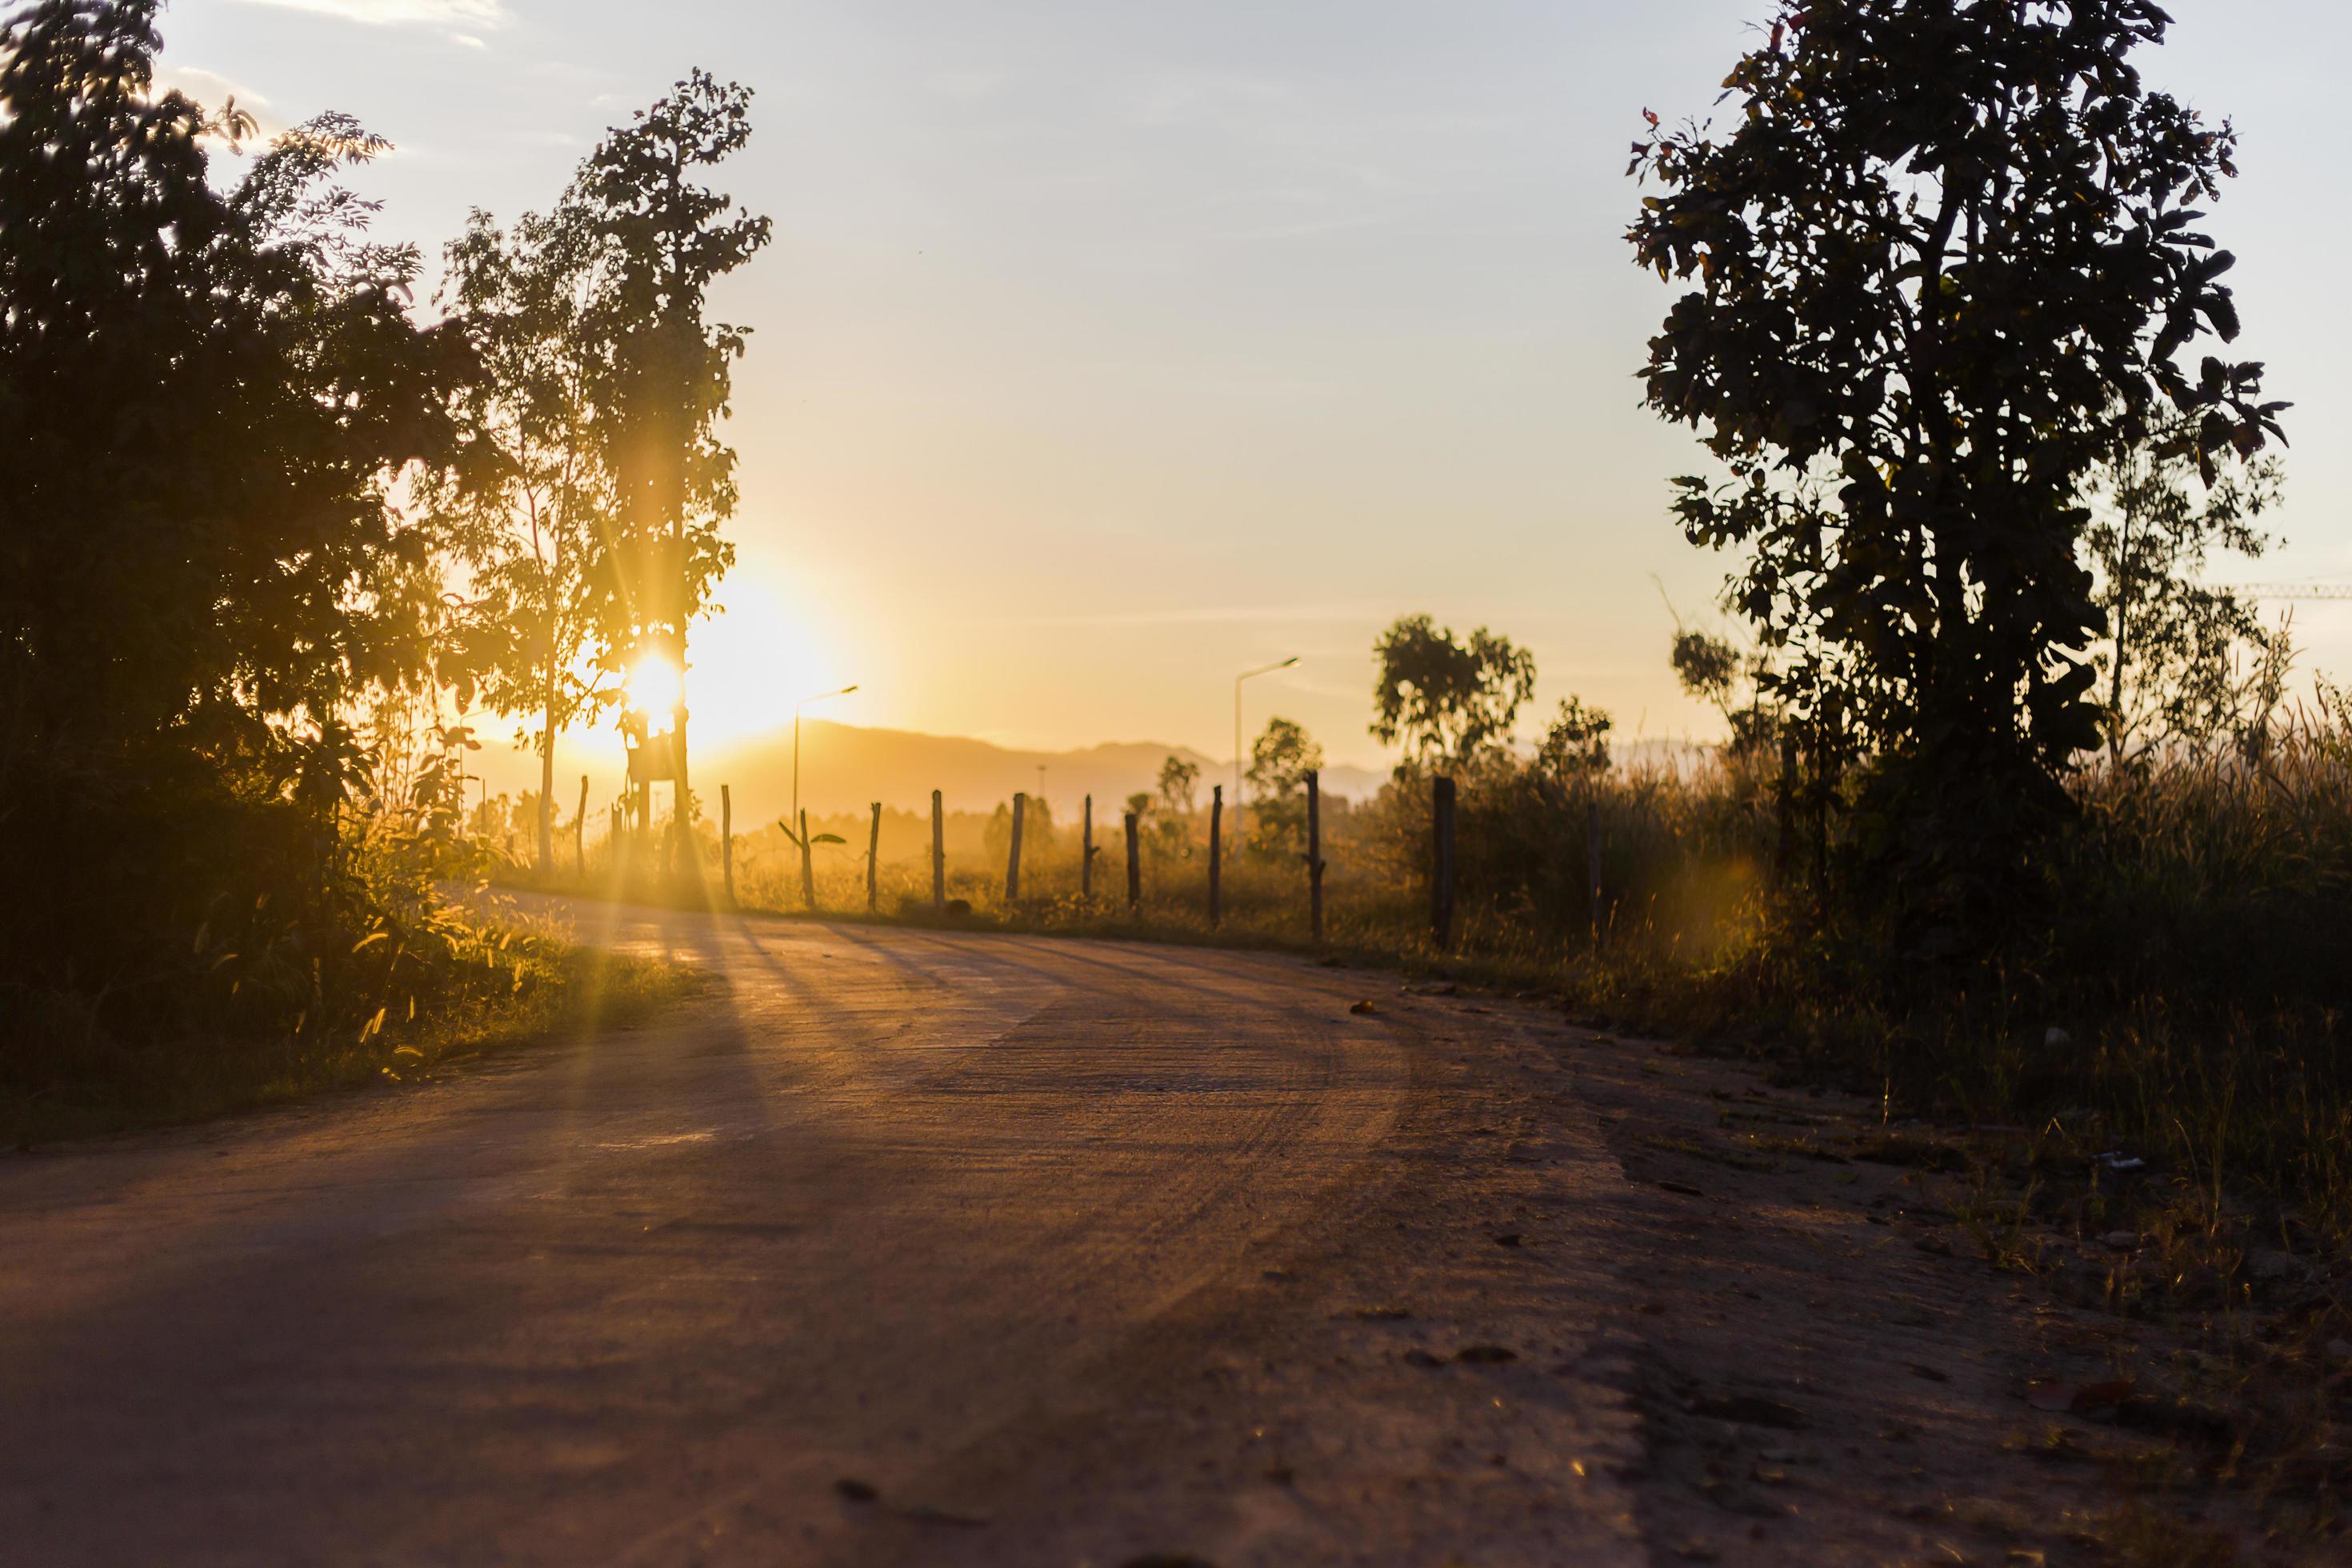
[694,720,1389,830]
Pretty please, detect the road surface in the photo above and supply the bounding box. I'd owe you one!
[2,898,2127,1566]
[0,898,1652,1566]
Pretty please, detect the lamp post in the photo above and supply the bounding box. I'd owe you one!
[794,684,859,830]
[1234,655,1300,845]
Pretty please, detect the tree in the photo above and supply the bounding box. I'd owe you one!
[1370,615,1537,764]
[1156,754,1201,818]
[428,203,617,871]
[1629,0,2286,944]
[2086,413,2283,762]
[1670,629,1778,757]
[1244,718,1323,853]
[571,71,772,858]
[0,1,459,1022]
[1536,699,1614,782]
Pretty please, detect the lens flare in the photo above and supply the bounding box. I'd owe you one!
[624,650,684,728]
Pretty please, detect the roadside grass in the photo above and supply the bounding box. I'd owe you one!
[2,922,703,1149]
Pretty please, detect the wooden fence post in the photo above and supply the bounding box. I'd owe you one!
[721,783,734,906]
[1081,794,1094,901]
[1586,793,1603,943]
[1431,775,1457,951]
[575,774,588,880]
[931,789,946,910]
[867,801,882,914]
[1124,810,1141,914]
[1005,792,1026,905]
[798,807,816,910]
[1208,783,1223,929]
[1305,768,1323,946]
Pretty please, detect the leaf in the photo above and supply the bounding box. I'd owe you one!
[811,833,846,846]
[351,930,388,952]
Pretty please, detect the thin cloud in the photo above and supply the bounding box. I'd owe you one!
[229,0,507,29]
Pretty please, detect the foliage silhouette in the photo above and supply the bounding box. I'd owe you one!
[1370,615,1537,765]
[1245,717,1323,854]
[0,0,468,1042]
[2085,411,2285,764]
[1628,0,2287,950]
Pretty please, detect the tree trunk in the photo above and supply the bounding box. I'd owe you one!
[537,713,555,874]
[721,783,734,906]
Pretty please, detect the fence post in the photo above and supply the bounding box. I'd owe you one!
[1005,792,1025,905]
[1208,783,1223,929]
[1082,794,1094,901]
[1586,792,1603,943]
[1124,810,1141,914]
[798,807,817,910]
[721,783,734,906]
[931,789,946,910]
[1305,768,1324,946]
[1431,775,1457,951]
[867,801,882,914]
[575,774,588,880]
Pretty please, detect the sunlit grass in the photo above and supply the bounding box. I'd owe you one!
[2,920,703,1148]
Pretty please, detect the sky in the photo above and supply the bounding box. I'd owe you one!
[157,0,2352,770]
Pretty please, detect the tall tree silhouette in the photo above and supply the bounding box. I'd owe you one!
[1628,0,2286,947]
[0,0,460,1023]
[430,204,616,872]
[573,72,772,862]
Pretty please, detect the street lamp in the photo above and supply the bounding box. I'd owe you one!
[794,683,859,829]
[1234,655,1300,842]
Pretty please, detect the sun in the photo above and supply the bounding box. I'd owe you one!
[683,572,859,746]
[623,649,685,732]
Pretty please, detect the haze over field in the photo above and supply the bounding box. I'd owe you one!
[160,0,2352,767]
[467,718,1391,828]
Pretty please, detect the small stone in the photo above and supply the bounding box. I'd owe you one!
[2045,1026,2073,1048]
[2099,1230,2138,1251]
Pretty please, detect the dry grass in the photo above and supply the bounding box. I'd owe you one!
[2,908,702,1148]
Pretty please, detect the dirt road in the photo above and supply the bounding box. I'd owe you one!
[0,898,2138,1566]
